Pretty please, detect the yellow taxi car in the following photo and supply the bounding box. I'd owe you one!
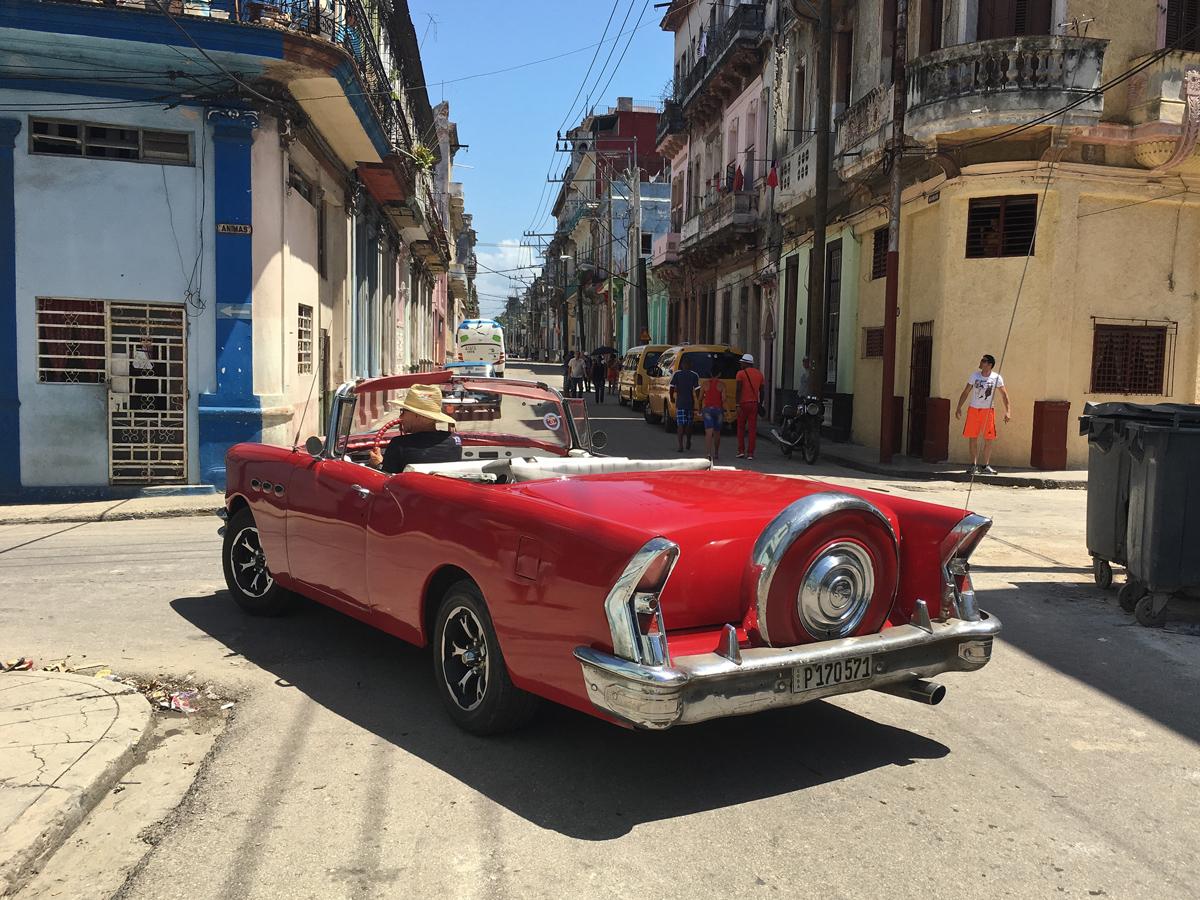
[616,344,668,411]
[644,344,743,433]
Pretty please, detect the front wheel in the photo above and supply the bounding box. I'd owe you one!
[222,506,294,616]
[1134,593,1169,628]
[1118,579,1145,613]
[432,580,538,735]
[802,428,820,465]
[1093,558,1114,590]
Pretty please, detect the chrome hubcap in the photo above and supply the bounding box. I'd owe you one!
[797,541,874,638]
[441,605,490,712]
[229,525,274,599]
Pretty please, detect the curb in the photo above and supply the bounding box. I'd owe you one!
[0,506,219,527]
[818,449,1088,490]
[0,673,154,896]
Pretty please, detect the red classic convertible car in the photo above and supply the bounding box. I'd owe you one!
[220,371,1000,734]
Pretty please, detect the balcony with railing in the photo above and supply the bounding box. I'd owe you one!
[677,3,766,124]
[656,99,686,156]
[681,190,760,256]
[775,134,820,215]
[906,35,1107,143]
[650,232,681,268]
[834,84,894,178]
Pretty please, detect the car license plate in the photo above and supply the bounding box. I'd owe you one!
[793,655,873,692]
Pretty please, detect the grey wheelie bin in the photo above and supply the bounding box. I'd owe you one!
[1121,414,1200,626]
[1079,402,1200,601]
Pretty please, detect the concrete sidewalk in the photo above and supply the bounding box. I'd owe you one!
[0,671,153,895]
[811,439,1088,489]
[0,494,220,526]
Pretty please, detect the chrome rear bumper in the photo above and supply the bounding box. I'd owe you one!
[574,611,1001,730]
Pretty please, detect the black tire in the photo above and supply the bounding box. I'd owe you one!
[664,403,677,433]
[633,399,645,412]
[1118,579,1144,613]
[1093,558,1114,590]
[1134,593,1169,628]
[222,506,294,616]
[780,443,793,458]
[432,579,538,735]
[802,433,820,465]
[618,395,628,406]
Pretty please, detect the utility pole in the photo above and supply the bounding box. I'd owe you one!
[606,168,615,347]
[880,0,908,463]
[808,0,834,397]
[630,165,645,346]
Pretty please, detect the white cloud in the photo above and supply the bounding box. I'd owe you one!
[473,239,540,318]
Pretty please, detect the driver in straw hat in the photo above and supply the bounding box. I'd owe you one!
[368,383,463,474]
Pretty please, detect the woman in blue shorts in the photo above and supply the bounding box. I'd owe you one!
[701,374,726,464]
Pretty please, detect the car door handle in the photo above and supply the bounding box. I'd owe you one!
[350,484,372,498]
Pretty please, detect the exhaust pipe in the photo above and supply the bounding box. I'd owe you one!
[875,679,946,705]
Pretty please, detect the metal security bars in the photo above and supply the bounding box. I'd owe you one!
[298,304,314,374]
[871,227,887,279]
[29,119,192,165]
[965,195,1038,258]
[37,298,106,383]
[1090,318,1177,396]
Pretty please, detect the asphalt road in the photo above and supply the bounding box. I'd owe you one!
[2,362,1198,899]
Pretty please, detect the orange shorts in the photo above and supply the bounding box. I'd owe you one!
[963,407,997,440]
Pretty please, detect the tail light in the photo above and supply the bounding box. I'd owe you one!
[604,538,679,666]
[939,514,991,621]
[636,374,643,386]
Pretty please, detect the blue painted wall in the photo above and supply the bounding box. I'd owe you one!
[0,118,20,493]
[199,109,262,488]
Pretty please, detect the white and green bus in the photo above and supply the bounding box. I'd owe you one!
[455,318,506,376]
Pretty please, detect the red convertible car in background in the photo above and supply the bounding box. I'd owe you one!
[220,372,1000,734]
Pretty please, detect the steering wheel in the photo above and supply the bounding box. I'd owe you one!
[371,417,406,453]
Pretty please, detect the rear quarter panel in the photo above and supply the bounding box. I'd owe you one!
[365,474,653,716]
[224,443,302,582]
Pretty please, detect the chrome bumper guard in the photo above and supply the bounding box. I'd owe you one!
[574,611,1001,730]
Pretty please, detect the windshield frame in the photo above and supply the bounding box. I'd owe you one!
[319,374,585,461]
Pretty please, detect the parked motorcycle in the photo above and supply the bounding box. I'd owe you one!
[772,396,824,464]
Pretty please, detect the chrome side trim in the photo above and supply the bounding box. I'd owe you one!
[752,493,899,645]
[602,538,680,666]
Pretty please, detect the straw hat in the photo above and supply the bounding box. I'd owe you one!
[399,384,457,425]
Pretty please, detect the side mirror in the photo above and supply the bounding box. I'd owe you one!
[591,430,609,451]
[304,435,325,458]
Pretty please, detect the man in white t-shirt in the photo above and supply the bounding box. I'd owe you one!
[955,354,1012,475]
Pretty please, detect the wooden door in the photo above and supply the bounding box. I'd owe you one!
[908,321,934,456]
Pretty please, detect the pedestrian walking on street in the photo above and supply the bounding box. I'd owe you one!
[701,373,726,464]
[955,353,1012,475]
[669,357,700,452]
[735,353,765,460]
[606,353,620,395]
[591,352,607,403]
[567,351,587,398]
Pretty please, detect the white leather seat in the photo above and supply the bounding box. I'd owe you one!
[505,456,712,482]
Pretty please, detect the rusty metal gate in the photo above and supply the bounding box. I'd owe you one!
[107,303,187,484]
[907,320,934,456]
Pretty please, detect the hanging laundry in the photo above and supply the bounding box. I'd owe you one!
[733,165,744,192]
[766,159,779,188]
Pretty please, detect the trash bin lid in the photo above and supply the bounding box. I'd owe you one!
[1080,401,1200,425]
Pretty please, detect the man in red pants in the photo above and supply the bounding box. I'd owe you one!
[735,353,765,460]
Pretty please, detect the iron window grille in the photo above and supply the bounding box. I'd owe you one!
[862,326,884,358]
[288,165,315,205]
[298,305,314,375]
[1090,318,1176,395]
[1165,0,1200,52]
[871,227,887,279]
[966,195,1038,258]
[29,118,192,165]
[37,298,107,384]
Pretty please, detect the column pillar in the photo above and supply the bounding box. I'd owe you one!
[199,108,261,488]
[0,119,21,492]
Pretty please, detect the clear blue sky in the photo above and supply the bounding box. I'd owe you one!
[409,1,674,318]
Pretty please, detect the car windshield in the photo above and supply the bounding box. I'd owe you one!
[343,378,573,455]
[682,351,741,378]
[643,351,662,370]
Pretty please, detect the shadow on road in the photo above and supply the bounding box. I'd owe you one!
[173,591,949,840]
[980,582,1200,744]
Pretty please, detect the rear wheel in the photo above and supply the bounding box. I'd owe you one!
[618,393,628,407]
[1118,579,1145,613]
[1134,593,1169,628]
[1093,558,1114,589]
[222,507,294,616]
[432,580,538,735]
[664,403,677,433]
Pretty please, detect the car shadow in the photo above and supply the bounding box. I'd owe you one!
[173,591,949,840]
[979,582,1200,744]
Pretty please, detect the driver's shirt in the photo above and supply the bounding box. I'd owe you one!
[381,430,463,474]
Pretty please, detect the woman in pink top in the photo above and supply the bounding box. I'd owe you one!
[701,375,726,464]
